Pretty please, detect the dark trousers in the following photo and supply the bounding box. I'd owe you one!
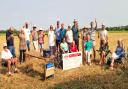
[74,39,79,51]
[50,46,56,55]
[26,40,30,51]
[19,50,26,62]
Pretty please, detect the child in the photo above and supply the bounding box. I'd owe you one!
[84,34,93,65]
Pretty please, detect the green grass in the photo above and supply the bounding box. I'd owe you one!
[108,31,128,33]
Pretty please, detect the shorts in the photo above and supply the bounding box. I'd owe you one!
[39,44,44,49]
[33,41,39,51]
[2,59,13,66]
[92,40,96,46]
[112,53,120,60]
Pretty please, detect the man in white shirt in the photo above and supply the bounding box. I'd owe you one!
[1,43,18,75]
[66,26,73,46]
[89,19,97,61]
[98,24,108,46]
[23,22,31,51]
[48,25,56,55]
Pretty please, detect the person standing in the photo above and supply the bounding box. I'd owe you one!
[89,19,97,61]
[81,27,89,61]
[48,25,56,55]
[66,26,73,48]
[38,28,45,56]
[18,28,27,63]
[55,21,61,52]
[31,26,39,51]
[84,34,93,65]
[71,19,80,51]
[6,27,16,58]
[23,22,31,51]
[98,24,108,47]
[60,23,66,42]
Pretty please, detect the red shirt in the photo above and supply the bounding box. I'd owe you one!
[38,32,44,44]
[70,45,78,52]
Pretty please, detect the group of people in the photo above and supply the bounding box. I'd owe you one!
[0,19,125,75]
[48,20,79,55]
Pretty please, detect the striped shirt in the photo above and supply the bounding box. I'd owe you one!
[90,28,96,41]
[19,33,26,50]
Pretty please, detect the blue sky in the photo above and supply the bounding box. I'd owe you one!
[0,0,128,30]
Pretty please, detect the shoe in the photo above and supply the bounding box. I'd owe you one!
[8,72,12,76]
[88,62,92,66]
[110,67,114,70]
[14,68,19,73]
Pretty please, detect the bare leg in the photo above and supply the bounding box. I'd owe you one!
[7,60,11,73]
[110,57,114,70]
[101,51,105,66]
[93,46,96,61]
[14,58,18,69]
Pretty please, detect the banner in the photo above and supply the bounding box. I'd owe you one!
[62,51,83,70]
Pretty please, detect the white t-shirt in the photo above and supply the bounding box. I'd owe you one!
[23,28,30,41]
[48,30,56,46]
[1,49,13,60]
[100,30,108,40]
[66,30,73,43]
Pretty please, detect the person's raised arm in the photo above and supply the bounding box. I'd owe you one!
[94,18,97,30]
[106,34,108,42]
[6,32,12,41]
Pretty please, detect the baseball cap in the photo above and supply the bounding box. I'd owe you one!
[39,28,43,31]
[3,43,7,47]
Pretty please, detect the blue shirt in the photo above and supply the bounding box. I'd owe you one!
[84,40,93,51]
[72,25,79,40]
[55,28,61,40]
[115,46,123,55]
[60,28,66,41]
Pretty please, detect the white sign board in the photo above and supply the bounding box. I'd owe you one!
[62,51,83,70]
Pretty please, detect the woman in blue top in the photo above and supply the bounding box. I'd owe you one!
[110,39,124,70]
[84,34,93,65]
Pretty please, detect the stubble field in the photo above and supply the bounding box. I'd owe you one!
[0,32,128,89]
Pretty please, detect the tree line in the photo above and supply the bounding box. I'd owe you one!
[0,25,128,35]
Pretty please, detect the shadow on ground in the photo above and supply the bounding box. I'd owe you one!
[48,64,128,89]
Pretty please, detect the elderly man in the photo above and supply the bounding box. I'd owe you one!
[1,43,18,75]
[23,22,31,51]
[71,19,80,51]
[89,19,97,61]
[60,23,66,42]
[98,24,108,47]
